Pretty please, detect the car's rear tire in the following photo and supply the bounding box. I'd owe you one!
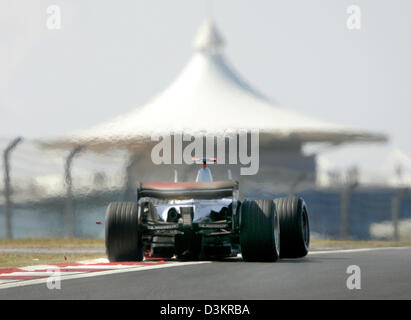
[274,197,309,258]
[240,199,280,262]
[105,202,143,262]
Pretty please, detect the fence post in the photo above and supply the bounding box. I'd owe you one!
[123,152,140,201]
[64,146,84,237]
[289,173,308,196]
[391,188,408,241]
[3,137,23,239]
[341,182,358,240]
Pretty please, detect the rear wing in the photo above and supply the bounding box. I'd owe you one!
[138,181,239,200]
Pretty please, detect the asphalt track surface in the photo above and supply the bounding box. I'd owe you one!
[0,247,410,299]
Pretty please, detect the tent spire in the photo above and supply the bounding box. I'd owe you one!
[193,19,224,54]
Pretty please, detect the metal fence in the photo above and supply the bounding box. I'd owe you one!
[1,136,410,240]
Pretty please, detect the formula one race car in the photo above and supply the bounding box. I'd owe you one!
[105,158,310,262]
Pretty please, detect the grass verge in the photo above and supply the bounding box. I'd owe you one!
[0,253,104,269]
[0,238,105,268]
[310,239,411,248]
[0,238,410,269]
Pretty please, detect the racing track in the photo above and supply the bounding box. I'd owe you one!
[0,247,410,299]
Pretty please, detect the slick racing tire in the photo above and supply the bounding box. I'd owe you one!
[240,199,280,262]
[274,197,310,258]
[105,202,143,262]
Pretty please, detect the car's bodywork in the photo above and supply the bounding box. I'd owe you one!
[137,162,241,259]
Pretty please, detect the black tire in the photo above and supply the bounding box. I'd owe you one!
[240,199,280,262]
[274,197,310,258]
[105,202,143,262]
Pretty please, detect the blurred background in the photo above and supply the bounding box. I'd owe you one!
[1,0,410,240]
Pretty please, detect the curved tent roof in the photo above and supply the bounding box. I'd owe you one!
[48,20,387,150]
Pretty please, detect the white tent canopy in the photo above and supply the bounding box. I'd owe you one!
[50,20,387,149]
